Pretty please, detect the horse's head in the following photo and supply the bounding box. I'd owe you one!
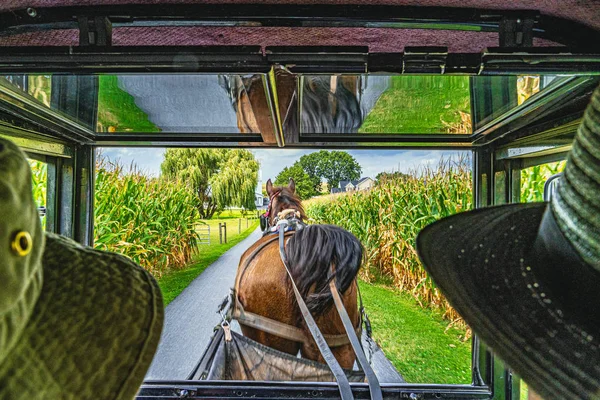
[262,178,306,231]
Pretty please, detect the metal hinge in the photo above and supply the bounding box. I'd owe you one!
[403,47,448,74]
[499,16,535,48]
[78,16,112,46]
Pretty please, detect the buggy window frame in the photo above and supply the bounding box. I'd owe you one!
[0,4,598,398]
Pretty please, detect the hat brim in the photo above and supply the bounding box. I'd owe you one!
[416,203,600,400]
[0,233,164,400]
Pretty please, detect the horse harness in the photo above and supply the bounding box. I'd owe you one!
[228,213,382,400]
[230,231,361,349]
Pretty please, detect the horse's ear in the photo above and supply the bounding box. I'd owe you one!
[288,178,296,194]
[266,179,273,196]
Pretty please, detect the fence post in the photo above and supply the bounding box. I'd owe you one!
[224,222,227,243]
[246,218,249,228]
[219,223,222,244]
[239,218,241,234]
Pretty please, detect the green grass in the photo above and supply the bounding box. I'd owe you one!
[97,75,160,132]
[359,76,471,134]
[359,281,472,384]
[198,217,259,245]
[213,209,260,220]
[158,221,259,305]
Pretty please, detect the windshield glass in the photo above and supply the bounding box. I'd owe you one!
[0,73,570,138]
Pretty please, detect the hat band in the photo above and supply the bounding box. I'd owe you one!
[530,207,600,331]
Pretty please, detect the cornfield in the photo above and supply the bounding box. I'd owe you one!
[29,159,47,229]
[94,157,200,277]
[29,159,47,208]
[305,157,472,328]
[520,160,566,203]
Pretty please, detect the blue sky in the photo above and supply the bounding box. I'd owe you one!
[100,148,469,187]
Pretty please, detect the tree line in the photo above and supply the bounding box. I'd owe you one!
[274,150,362,199]
[158,149,364,218]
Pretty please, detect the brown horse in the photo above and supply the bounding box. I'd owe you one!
[233,178,362,369]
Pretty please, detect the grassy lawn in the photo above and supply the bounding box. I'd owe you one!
[97,75,160,132]
[359,281,472,384]
[213,209,261,220]
[359,76,471,134]
[198,216,260,245]
[158,220,259,305]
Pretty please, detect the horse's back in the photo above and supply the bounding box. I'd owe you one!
[235,234,301,356]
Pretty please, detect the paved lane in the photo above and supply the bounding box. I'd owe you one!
[145,225,403,382]
[145,228,262,380]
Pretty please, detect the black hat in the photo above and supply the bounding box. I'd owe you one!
[416,87,600,400]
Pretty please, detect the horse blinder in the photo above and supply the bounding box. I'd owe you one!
[260,214,268,232]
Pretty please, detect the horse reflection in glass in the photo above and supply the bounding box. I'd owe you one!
[219,72,364,135]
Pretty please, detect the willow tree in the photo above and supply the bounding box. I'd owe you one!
[161,149,259,219]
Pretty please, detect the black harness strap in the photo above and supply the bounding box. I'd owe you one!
[329,279,382,400]
[277,222,354,400]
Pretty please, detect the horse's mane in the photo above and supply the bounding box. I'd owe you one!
[285,224,363,315]
[302,76,362,134]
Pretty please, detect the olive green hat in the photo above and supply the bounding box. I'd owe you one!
[417,86,600,400]
[0,137,164,400]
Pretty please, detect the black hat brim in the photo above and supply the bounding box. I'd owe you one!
[416,203,600,400]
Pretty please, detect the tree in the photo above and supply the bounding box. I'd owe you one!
[319,151,361,190]
[274,164,317,199]
[298,151,328,193]
[212,150,260,212]
[161,149,259,219]
[376,171,411,185]
[297,150,362,192]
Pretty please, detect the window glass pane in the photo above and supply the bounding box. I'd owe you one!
[517,76,540,105]
[520,160,566,203]
[300,75,472,134]
[472,75,560,130]
[2,75,52,108]
[28,159,47,230]
[27,75,52,107]
[96,74,265,134]
[2,75,28,91]
[494,171,506,205]
[1,75,94,129]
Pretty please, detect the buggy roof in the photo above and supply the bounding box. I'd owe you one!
[0,1,598,152]
[0,1,598,51]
